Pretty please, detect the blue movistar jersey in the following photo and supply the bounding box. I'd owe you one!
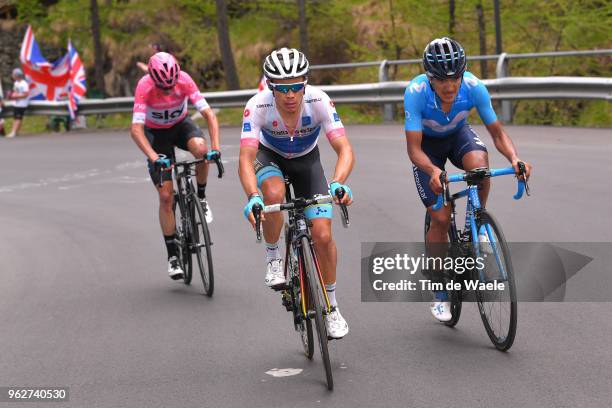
[404,72,497,138]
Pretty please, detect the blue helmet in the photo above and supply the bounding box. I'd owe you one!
[423,37,466,80]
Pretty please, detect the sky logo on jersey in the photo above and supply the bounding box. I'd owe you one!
[243,122,251,132]
[333,113,340,122]
[302,116,311,126]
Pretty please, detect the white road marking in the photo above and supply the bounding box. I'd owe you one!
[265,368,303,377]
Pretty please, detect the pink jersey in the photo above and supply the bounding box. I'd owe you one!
[132,71,210,129]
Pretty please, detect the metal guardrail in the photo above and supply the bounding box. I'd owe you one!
[310,49,612,122]
[1,76,610,119]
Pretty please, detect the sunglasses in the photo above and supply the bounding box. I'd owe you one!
[270,81,307,94]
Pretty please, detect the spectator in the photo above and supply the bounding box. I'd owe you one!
[136,43,163,73]
[6,68,29,138]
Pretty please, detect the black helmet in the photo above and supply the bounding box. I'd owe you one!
[423,37,466,80]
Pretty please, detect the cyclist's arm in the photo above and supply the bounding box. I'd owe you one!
[405,130,439,177]
[200,107,220,151]
[238,146,259,198]
[329,135,354,185]
[130,123,158,162]
[485,121,518,163]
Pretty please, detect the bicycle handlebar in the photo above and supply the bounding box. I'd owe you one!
[252,191,350,242]
[432,163,530,211]
[155,156,225,188]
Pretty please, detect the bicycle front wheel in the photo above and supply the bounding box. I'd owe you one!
[301,236,333,390]
[286,224,314,359]
[190,194,214,296]
[174,192,192,284]
[474,210,517,351]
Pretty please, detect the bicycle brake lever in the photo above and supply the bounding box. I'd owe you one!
[216,158,224,178]
[253,204,263,242]
[517,162,530,196]
[335,189,350,228]
[440,171,448,207]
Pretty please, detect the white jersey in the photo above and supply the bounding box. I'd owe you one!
[13,80,30,108]
[240,85,345,159]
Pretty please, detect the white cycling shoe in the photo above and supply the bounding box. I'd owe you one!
[200,198,213,224]
[265,259,286,287]
[430,301,452,322]
[168,256,185,280]
[326,307,349,339]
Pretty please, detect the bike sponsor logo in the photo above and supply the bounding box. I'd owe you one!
[244,109,250,117]
[333,113,340,122]
[150,107,185,121]
[409,82,427,94]
[329,100,335,107]
[302,116,311,126]
[256,103,273,108]
[272,120,278,127]
[304,98,321,104]
[243,122,251,132]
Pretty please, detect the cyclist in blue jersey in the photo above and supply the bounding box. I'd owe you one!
[404,37,532,322]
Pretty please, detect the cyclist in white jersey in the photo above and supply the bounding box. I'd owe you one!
[239,48,354,339]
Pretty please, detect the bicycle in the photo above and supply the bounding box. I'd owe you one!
[157,152,224,296]
[424,163,529,351]
[252,178,349,390]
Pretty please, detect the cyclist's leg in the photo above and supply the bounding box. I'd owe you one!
[176,117,209,197]
[288,147,338,296]
[254,146,287,285]
[413,136,451,244]
[255,146,286,244]
[449,124,489,207]
[145,127,178,261]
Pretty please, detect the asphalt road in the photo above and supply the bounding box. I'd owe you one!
[1,125,611,408]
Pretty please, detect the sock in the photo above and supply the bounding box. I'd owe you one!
[265,241,280,261]
[164,234,178,259]
[197,183,207,199]
[434,291,448,301]
[326,283,338,307]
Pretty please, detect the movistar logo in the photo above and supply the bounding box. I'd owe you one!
[409,82,427,94]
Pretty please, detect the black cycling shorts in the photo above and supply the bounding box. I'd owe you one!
[145,117,203,185]
[413,124,488,207]
[254,144,332,219]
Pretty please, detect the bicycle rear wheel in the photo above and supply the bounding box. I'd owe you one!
[474,210,517,351]
[424,212,462,327]
[190,194,214,296]
[301,236,333,390]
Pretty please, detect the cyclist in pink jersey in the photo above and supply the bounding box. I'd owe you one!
[131,52,221,281]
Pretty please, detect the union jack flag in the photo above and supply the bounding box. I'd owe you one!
[67,40,87,119]
[19,25,87,119]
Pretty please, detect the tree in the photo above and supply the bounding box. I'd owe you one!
[297,0,309,55]
[215,0,240,90]
[90,0,105,94]
[449,0,455,35]
[475,1,488,78]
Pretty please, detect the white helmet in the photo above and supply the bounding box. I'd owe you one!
[263,47,309,80]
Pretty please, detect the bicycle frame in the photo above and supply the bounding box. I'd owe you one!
[433,166,527,282]
[283,183,332,319]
